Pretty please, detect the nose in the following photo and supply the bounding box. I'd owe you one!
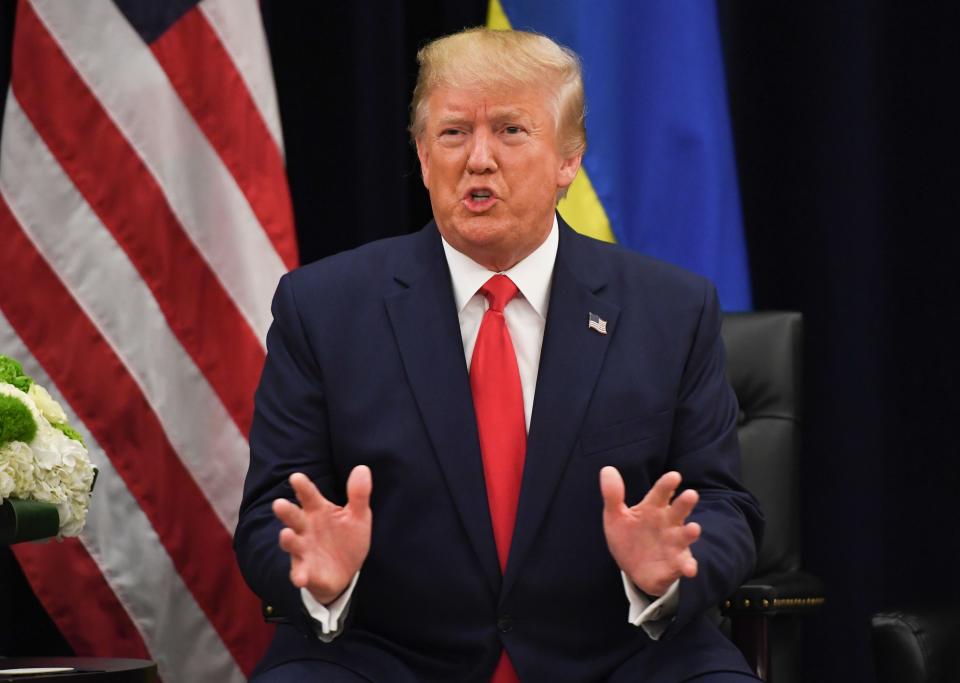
[466,128,497,174]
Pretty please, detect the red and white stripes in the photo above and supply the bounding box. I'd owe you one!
[0,1,291,680]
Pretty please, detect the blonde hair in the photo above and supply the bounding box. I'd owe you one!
[410,28,586,158]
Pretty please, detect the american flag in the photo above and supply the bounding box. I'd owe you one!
[0,1,294,680]
[588,312,607,335]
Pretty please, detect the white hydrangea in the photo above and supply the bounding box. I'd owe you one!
[0,467,13,499]
[0,380,95,538]
[28,383,68,425]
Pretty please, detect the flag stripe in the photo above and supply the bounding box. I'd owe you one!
[0,200,270,676]
[0,314,247,683]
[14,0,264,437]
[12,541,153,661]
[492,0,751,309]
[198,0,286,154]
[3,0,294,676]
[30,0,285,345]
[557,168,616,243]
[487,0,615,244]
[0,93,247,532]
[151,6,297,270]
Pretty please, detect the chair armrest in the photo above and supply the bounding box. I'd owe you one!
[722,570,825,616]
[871,608,960,683]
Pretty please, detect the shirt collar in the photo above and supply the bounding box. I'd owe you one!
[441,215,558,319]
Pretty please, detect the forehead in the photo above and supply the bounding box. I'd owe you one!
[426,84,554,124]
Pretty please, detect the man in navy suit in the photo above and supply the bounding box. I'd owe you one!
[235,28,763,682]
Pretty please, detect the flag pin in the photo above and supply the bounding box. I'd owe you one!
[587,312,607,335]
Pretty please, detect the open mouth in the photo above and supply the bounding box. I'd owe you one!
[463,188,496,211]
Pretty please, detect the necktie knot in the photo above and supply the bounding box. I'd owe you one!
[479,274,519,313]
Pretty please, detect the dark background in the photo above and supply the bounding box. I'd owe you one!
[2,2,959,682]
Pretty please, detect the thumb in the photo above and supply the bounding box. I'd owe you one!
[346,464,373,513]
[599,466,626,512]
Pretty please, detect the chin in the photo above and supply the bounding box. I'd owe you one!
[460,228,510,252]
[449,215,512,245]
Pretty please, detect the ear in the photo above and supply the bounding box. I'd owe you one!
[415,137,431,188]
[556,152,583,192]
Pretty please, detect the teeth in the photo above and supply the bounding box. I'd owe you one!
[471,191,491,200]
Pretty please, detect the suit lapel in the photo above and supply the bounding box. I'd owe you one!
[502,223,620,599]
[384,225,501,596]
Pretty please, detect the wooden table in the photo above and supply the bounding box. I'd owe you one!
[0,658,157,682]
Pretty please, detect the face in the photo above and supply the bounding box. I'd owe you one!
[416,84,581,272]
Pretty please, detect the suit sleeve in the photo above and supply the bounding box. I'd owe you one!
[234,273,339,635]
[661,281,764,638]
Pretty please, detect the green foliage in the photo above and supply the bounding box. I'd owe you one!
[0,356,33,393]
[52,421,85,445]
[0,393,38,446]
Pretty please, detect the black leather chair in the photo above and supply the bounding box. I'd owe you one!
[871,608,960,683]
[720,312,824,683]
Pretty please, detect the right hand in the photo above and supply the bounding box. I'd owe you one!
[272,466,372,605]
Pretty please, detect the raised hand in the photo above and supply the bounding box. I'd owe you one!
[600,467,701,597]
[272,466,373,605]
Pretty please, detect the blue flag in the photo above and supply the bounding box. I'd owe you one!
[490,0,752,310]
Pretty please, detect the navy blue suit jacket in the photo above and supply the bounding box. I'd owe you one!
[235,219,763,682]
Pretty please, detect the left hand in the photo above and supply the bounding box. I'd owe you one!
[600,467,701,597]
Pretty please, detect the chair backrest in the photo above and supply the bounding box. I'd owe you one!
[872,609,960,683]
[721,312,802,576]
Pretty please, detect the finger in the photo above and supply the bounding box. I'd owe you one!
[680,553,698,578]
[599,466,626,512]
[273,498,306,533]
[642,471,682,508]
[345,465,373,514]
[289,563,308,589]
[290,472,329,512]
[662,521,701,549]
[278,526,304,556]
[667,488,699,525]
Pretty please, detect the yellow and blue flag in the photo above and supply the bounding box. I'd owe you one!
[489,0,752,310]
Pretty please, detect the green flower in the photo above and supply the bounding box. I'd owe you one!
[0,392,38,447]
[0,356,33,393]
[52,421,85,445]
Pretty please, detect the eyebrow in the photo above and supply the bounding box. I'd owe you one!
[489,108,531,123]
[434,108,533,127]
[435,114,472,128]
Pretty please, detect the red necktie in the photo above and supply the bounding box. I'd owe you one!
[470,274,525,683]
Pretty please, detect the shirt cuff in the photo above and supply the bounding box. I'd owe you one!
[301,572,360,639]
[622,573,680,640]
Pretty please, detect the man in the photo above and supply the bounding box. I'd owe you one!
[235,28,763,682]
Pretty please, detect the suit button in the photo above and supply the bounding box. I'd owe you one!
[497,615,513,633]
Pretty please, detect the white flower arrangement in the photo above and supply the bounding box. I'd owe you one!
[0,356,96,538]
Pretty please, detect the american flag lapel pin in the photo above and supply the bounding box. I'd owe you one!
[587,312,608,335]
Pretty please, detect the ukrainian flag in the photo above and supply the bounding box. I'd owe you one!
[489,0,752,310]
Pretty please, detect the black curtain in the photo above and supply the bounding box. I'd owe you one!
[3,2,960,681]
[260,1,488,261]
[719,3,960,682]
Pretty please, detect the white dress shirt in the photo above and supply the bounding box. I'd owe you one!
[303,217,678,639]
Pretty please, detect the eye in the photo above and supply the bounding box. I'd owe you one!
[504,125,523,135]
[440,128,463,137]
